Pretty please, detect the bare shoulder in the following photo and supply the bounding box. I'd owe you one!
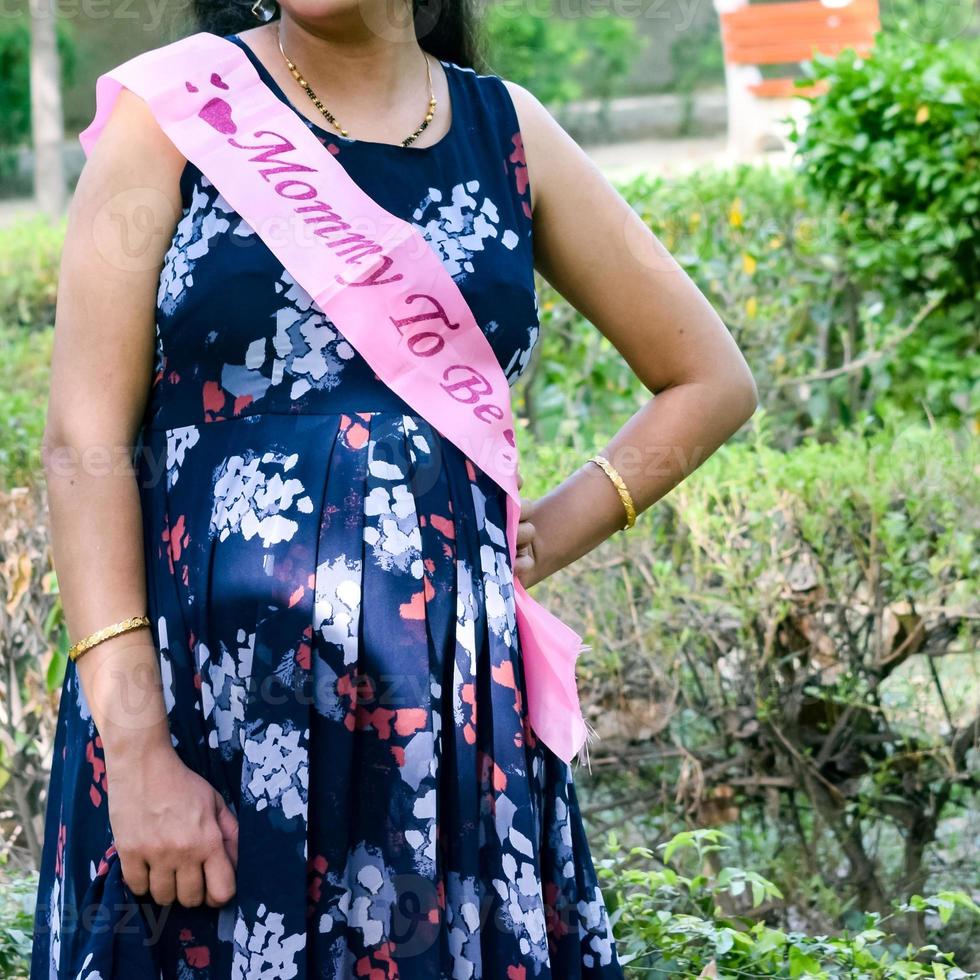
[72,86,186,221]
[499,78,608,222]
[67,84,187,276]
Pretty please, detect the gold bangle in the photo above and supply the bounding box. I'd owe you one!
[67,615,151,664]
[588,455,637,530]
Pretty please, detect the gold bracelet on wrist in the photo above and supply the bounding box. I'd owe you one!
[587,455,637,531]
[67,615,152,664]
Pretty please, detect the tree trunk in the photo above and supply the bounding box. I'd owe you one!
[29,0,66,218]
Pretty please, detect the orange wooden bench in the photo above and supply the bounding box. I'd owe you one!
[715,0,881,156]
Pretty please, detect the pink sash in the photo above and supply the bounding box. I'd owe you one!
[78,31,593,765]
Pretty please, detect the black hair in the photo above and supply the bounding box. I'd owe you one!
[191,0,487,71]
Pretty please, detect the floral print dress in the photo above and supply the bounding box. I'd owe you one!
[30,33,625,980]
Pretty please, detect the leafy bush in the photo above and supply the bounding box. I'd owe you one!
[600,828,980,977]
[0,215,64,332]
[0,325,53,489]
[484,3,644,106]
[522,418,979,964]
[524,164,977,444]
[788,27,980,432]
[0,868,35,980]
[789,31,979,346]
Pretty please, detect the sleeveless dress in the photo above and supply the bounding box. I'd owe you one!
[30,33,625,980]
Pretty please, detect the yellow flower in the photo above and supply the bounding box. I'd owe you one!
[742,252,757,276]
[769,235,784,250]
[795,219,816,246]
[915,105,930,125]
[729,198,744,228]
[745,296,758,318]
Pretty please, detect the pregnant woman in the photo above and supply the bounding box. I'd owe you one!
[31,1,758,977]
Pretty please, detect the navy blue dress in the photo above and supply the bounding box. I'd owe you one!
[31,32,625,980]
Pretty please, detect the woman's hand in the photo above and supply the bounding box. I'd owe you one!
[108,741,238,909]
[515,471,543,589]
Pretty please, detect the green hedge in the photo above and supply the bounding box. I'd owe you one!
[0,869,35,980]
[525,165,976,448]
[0,324,52,489]
[0,215,63,332]
[601,829,980,977]
[792,31,979,311]
[483,3,645,106]
[521,416,978,969]
[0,215,64,489]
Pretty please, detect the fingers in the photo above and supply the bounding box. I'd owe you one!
[176,864,206,909]
[110,776,239,912]
[148,864,178,906]
[215,791,239,869]
[516,492,537,582]
[119,850,150,898]
[514,553,535,587]
[203,845,237,908]
[516,519,535,551]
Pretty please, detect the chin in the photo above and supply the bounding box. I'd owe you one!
[282,0,407,28]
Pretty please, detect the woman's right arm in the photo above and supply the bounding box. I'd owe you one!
[41,88,237,910]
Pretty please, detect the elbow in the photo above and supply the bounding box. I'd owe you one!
[721,360,760,428]
[738,371,761,422]
[732,340,761,417]
[40,421,72,478]
[41,414,141,483]
[40,418,98,480]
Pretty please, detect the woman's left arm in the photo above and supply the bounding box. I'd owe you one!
[504,81,760,588]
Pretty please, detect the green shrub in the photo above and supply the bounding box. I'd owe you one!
[0,215,64,332]
[523,417,979,962]
[787,29,980,433]
[0,324,52,489]
[600,828,980,977]
[523,164,978,444]
[790,31,979,314]
[0,868,35,980]
[484,3,644,106]
[0,215,65,489]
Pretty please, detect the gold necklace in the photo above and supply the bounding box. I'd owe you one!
[276,27,437,148]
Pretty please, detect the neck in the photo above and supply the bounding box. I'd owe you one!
[237,9,441,146]
[274,10,425,110]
